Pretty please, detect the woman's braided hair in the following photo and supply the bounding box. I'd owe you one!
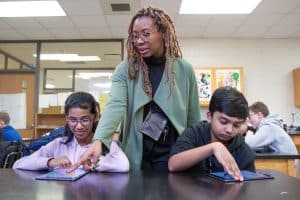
[126,6,182,97]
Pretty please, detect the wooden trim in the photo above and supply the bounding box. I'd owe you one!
[255,158,296,177]
[293,68,300,106]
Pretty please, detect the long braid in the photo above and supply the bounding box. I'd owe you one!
[126,6,182,97]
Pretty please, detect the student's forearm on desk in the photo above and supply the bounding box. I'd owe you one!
[168,143,214,172]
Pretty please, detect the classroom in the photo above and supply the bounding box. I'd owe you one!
[1,0,300,199]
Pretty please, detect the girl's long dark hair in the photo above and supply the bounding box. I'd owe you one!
[63,91,99,144]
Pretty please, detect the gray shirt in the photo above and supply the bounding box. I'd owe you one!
[245,114,297,154]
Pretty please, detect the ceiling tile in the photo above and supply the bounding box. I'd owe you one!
[254,0,300,14]
[0,30,26,40]
[265,23,299,38]
[71,15,107,28]
[47,28,82,39]
[78,27,111,39]
[60,0,103,16]
[242,13,284,27]
[36,17,75,28]
[0,0,300,39]
[2,18,43,28]
[0,20,11,29]
[104,15,132,28]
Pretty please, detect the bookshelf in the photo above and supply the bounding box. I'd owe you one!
[34,113,65,139]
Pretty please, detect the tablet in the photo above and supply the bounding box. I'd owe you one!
[207,170,274,182]
[36,168,89,181]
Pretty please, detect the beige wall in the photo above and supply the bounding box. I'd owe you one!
[179,38,300,126]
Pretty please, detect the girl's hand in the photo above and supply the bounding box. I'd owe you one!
[47,156,72,169]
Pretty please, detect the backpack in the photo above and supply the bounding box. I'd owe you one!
[0,141,24,168]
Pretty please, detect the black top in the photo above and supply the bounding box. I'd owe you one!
[144,55,166,96]
[142,56,178,172]
[170,121,256,172]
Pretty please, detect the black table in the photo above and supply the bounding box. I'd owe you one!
[1,169,300,200]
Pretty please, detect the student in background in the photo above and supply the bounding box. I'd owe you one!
[245,101,297,154]
[168,87,255,181]
[0,112,22,143]
[0,128,3,141]
[13,91,129,172]
[70,6,200,172]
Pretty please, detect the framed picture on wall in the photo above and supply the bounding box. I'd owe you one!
[194,67,244,106]
[215,67,244,92]
[194,68,214,106]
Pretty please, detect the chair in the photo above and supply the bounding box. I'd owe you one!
[0,141,24,168]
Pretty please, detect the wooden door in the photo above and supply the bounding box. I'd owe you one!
[0,73,35,138]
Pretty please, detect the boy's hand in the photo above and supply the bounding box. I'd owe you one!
[212,142,243,181]
[47,156,72,169]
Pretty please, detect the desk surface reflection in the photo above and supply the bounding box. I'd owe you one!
[1,169,300,200]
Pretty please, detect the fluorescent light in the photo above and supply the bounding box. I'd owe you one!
[180,0,262,14]
[33,54,101,62]
[0,1,66,17]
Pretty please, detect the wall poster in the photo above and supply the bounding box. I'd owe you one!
[194,67,244,106]
[194,68,214,106]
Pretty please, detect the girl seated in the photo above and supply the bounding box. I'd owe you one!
[13,91,129,172]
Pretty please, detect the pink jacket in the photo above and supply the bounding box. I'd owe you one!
[13,137,129,172]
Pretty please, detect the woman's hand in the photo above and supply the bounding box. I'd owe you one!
[67,140,102,172]
[47,156,72,169]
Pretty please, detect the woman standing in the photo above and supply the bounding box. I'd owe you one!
[71,6,200,172]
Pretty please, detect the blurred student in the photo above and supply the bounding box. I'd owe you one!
[0,112,22,143]
[169,87,255,181]
[0,128,3,141]
[13,91,129,172]
[245,101,297,154]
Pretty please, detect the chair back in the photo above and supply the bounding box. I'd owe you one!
[0,141,24,168]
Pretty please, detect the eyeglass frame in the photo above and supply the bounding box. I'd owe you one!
[128,29,157,43]
[66,115,95,127]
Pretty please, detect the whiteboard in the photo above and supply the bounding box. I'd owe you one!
[0,93,26,129]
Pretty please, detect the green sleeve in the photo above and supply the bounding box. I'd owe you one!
[93,62,128,147]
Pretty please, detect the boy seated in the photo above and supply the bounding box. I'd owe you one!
[245,101,298,154]
[168,87,255,181]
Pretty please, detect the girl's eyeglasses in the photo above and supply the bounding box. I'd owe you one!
[66,116,94,127]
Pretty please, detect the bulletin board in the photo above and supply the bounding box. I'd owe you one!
[194,67,244,106]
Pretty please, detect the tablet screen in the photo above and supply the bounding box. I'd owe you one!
[36,168,89,181]
[208,170,274,182]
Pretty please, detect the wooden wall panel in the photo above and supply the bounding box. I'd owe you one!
[0,73,35,138]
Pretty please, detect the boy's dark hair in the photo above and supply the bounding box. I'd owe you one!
[249,101,269,117]
[63,91,99,143]
[209,87,249,119]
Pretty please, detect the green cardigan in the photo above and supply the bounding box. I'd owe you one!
[94,58,201,170]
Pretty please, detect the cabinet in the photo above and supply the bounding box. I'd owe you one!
[34,113,65,139]
[294,68,300,106]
